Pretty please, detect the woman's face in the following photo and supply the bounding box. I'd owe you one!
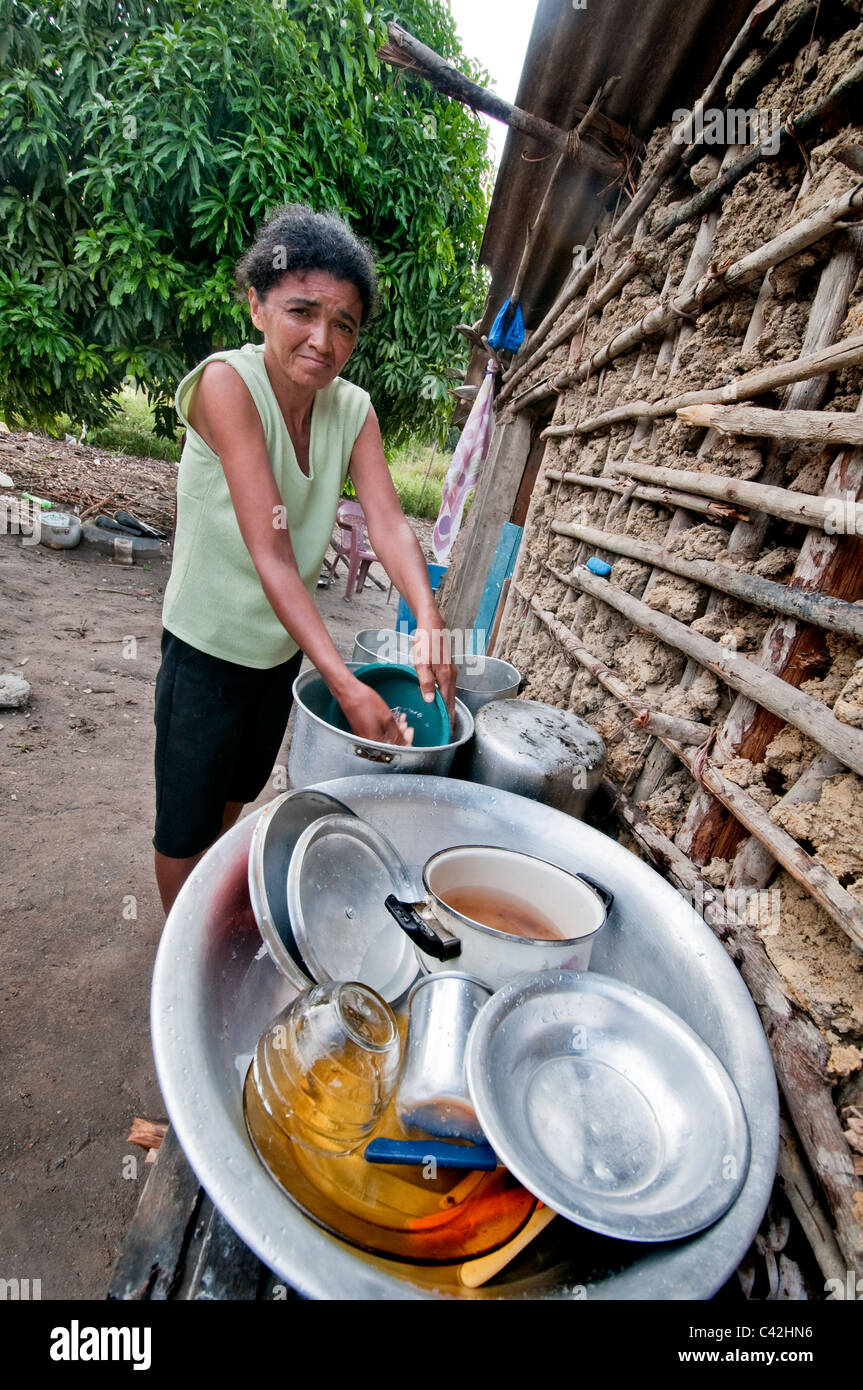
[249,270,363,393]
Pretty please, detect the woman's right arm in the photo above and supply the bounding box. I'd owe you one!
[187,362,410,745]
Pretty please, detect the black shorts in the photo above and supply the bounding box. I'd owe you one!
[153,629,303,858]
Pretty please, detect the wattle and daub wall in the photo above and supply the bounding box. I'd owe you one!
[499,0,863,1104]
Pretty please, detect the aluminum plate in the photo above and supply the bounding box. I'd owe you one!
[466,970,750,1242]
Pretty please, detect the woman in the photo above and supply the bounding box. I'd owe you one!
[154,204,455,913]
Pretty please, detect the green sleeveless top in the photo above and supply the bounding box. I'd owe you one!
[162,344,371,668]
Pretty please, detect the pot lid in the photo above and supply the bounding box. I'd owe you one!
[286,813,421,1003]
[474,698,606,774]
[248,789,357,988]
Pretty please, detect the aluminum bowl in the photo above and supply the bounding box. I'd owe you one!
[151,775,778,1300]
[454,655,522,714]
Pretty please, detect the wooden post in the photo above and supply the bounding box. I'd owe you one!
[438,413,532,638]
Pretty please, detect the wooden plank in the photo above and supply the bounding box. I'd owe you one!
[473,523,523,655]
[439,414,532,638]
[185,1202,272,1301]
[107,1125,202,1301]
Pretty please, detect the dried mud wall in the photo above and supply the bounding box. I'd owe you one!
[498,0,863,1105]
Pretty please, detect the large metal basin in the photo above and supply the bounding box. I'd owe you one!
[151,775,778,1300]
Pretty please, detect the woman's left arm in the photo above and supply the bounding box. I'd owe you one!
[349,405,456,715]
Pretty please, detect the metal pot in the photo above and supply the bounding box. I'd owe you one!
[385,844,613,991]
[288,663,474,786]
[453,655,522,714]
[466,698,606,817]
[351,628,414,666]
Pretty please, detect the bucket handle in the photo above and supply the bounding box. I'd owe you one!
[384,895,462,961]
[575,873,614,917]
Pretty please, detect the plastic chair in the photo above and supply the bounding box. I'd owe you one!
[328,500,378,600]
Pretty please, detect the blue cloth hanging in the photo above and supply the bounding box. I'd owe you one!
[487,297,525,352]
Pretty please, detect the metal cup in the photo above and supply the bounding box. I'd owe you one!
[395,972,493,1144]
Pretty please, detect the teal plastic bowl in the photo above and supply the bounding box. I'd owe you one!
[326,663,451,748]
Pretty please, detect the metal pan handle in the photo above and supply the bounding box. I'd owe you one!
[384,895,462,961]
[353,745,396,764]
[575,873,614,917]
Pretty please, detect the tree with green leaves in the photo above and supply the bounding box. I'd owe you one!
[0,0,491,444]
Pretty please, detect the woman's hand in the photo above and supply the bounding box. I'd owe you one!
[347,411,457,719]
[412,606,457,721]
[339,678,415,747]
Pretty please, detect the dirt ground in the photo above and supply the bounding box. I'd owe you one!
[0,500,432,1300]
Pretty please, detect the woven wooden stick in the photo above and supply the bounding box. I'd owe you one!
[605,458,863,533]
[500,0,783,387]
[678,403,863,447]
[729,750,843,892]
[551,519,863,640]
[544,330,863,436]
[513,189,863,413]
[521,585,863,951]
[541,560,863,778]
[654,56,863,240]
[544,467,748,521]
[676,235,863,863]
[777,1119,848,1288]
[502,252,644,404]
